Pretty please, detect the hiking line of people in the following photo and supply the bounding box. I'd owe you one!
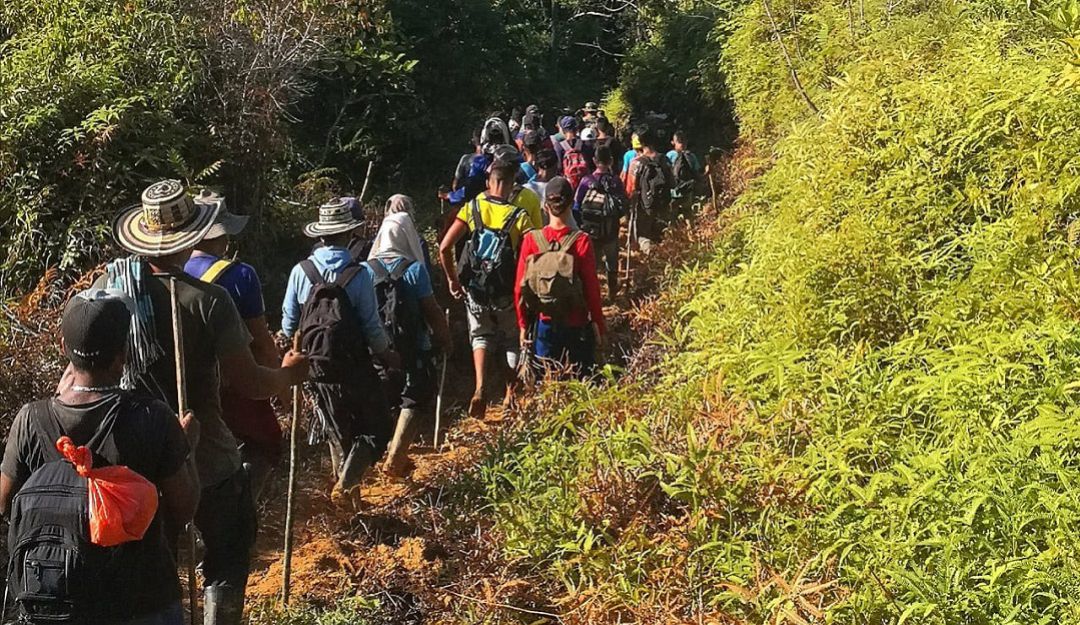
[0,101,706,624]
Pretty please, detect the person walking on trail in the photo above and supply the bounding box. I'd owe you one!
[627,129,676,254]
[526,148,560,211]
[439,155,543,418]
[552,116,594,189]
[574,144,628,298]
[621,131,643,184]
[440,117,512,207]
[97,179,309,624]
[184,205,281,501]
[667,130,704,217]
[595,119,625,177]
[454,128,483,192]
[281,198,401,500]
[366,211,452,477]
[520,130,542,182]
[515,176,606,377]
[1,289,201,625]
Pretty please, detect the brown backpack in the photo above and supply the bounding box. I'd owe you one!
[519,229,585,321]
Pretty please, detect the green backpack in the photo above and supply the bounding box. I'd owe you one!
[520,229,585,321]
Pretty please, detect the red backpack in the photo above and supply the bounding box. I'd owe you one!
[560,138,589,189]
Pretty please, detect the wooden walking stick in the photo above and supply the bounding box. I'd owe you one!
[169,278,198,625]
[282,332,302,606]
[433,309,450,449]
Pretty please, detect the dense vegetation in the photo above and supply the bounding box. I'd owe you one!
[0,0,727,297]
[475,0,1080,622]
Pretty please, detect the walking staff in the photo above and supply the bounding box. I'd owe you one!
[170,277,199,625]
[282,332,303,606]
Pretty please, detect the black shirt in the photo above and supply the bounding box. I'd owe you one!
[2,392,190,619]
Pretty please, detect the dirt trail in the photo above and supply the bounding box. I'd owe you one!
[242,184,743,623]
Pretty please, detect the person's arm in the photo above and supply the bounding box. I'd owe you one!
[246,316,280,368]
[439,219,470,299]
[281,265,302,338]
[222,346,307,399]
[420,296,451,354]
[0,408,32,516]
[577,235,606,335]
[573,176,590,212]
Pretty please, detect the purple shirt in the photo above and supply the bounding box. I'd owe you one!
[185,253,266,320]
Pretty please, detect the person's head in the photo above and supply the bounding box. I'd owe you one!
[535,149,559,181]
[580,126,597,145]
[543,176,574,220]
[113,179,222,265]
[673,130,688,152]
[61,289,133,377]
[481,118,511,154]
[195,198,249,257]
[595,144,613,170]
[522,130,541,160]
[559,116,578,140]
[488,159,519,195]
[596,119,614,139]
[639,126,662,154]
[470,128,483,152]
[630,131,643,153]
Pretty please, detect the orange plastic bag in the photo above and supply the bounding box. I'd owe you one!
[56,437,160,547]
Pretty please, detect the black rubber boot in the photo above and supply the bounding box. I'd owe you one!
[334,442,374,495]
[203,585,245,625]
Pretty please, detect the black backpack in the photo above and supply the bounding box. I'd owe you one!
[298,261,368,381]
[579,174,625,241]
[367,259,419,362]
[638,156,670,213]
[8,399,126,624]
[457,197,526,310]
[671,151,698,196]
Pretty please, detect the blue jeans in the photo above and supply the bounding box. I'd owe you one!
[534,319,596,377]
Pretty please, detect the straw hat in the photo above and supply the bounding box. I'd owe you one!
[200,192,250,241]
[112,180,222,257]
[303,198,364,238]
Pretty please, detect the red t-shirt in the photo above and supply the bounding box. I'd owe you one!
[515,225,606,333]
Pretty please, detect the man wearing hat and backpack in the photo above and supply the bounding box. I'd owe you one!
[281,198,400,500]
[184,205,283,500]
[98,179,310,624]
[2,288,201,625]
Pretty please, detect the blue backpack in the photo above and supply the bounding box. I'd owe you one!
[457,193,526,310]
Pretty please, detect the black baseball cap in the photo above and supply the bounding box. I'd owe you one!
[62,289,134,369]
[545,176,574,205]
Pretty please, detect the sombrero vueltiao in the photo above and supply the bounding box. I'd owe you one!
[113,180,222,257]
[303,198,364,238]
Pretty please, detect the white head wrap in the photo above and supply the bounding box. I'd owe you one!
[368,211,426,264]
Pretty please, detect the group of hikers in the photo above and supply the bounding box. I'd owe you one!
[0,102,705,624]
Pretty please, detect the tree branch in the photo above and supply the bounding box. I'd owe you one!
[761,0,821,118]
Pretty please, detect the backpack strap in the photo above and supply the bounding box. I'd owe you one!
[366,259,390,285]
[500,207,527,236]
[561,230,583,251]
[198,259,235,285]
[300,260,325,286]
[531,229,550,252]
[470,198,485,234]
[333,263,365,289]
[389,259,414,281]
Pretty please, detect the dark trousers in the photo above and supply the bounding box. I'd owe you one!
[310,358,392,460]
[193,468,257,590]
[534,319,596,378]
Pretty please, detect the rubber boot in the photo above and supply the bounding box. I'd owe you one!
[384,408,417,477]
[334,442,374,495]
[203,585,244,625]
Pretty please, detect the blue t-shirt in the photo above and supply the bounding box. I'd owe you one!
[372,257,434,352]
[622,149,639,175]
[184,253,265,319]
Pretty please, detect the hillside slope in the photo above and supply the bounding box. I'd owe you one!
[470,1,1080,622]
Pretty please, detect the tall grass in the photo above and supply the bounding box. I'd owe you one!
[471,1,1080,622]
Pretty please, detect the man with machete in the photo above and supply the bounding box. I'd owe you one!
[93,180,309,624]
